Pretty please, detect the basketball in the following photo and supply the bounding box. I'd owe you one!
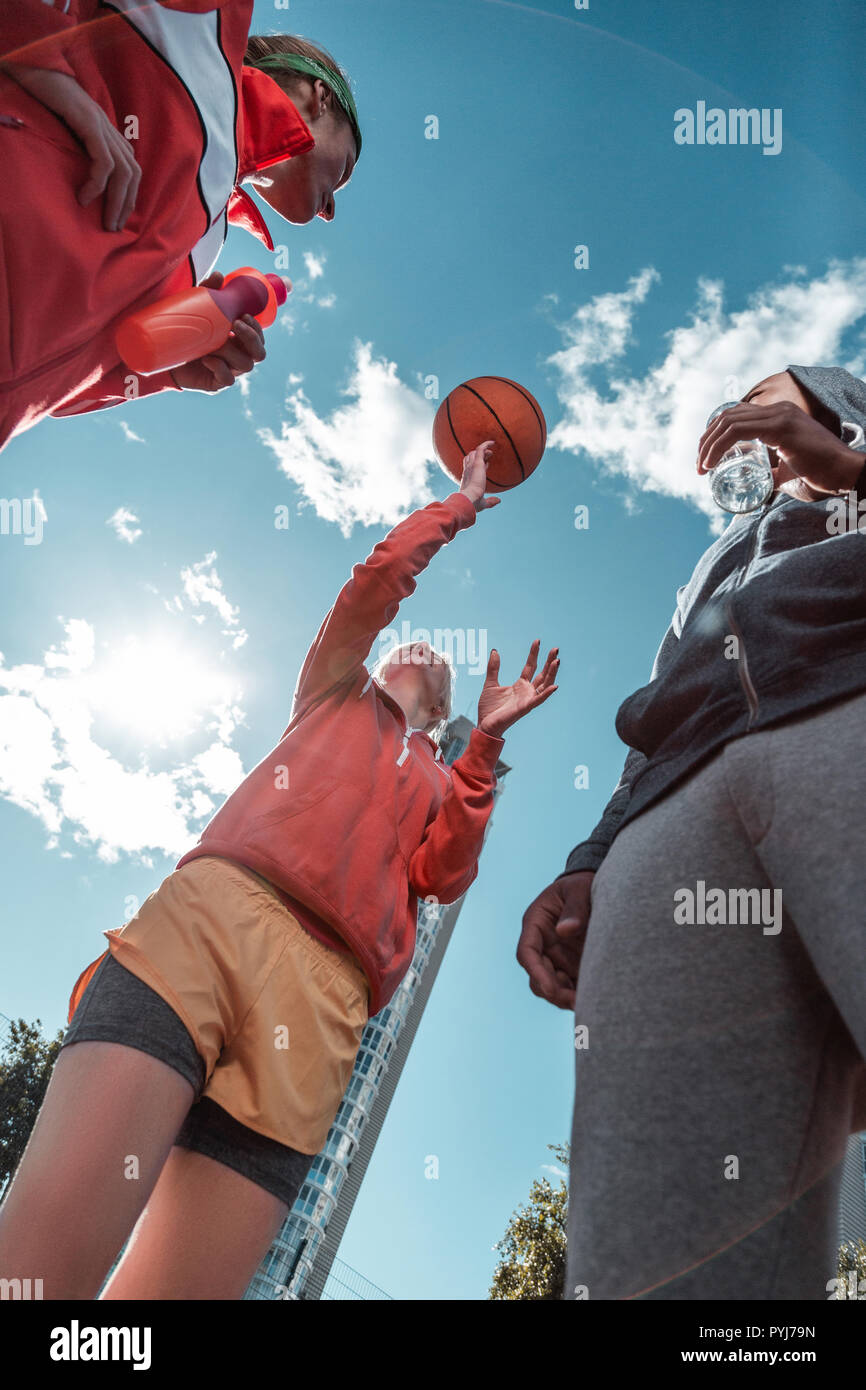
[433,376,547,491]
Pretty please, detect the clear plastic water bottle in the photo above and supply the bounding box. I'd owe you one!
[705,401,774,514]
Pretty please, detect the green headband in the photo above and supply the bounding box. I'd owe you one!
[252,52,361,159]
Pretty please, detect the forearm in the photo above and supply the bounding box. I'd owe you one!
[362,491,476,598]
[408,726,504,901]
[291,491,476,717]
[813,441,866,496]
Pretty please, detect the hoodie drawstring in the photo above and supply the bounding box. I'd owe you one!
[360,675,447,772]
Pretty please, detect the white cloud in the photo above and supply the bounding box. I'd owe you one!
[257,340,439,536]
[0,694,63,831]
[107,506,142,544]
[176,553,248,647]
[44,618,94,673]
[546,258,866,528]
[191,742,246,796]
[443,564,475,588]
[286,255,335,312]
[119,421,146,444]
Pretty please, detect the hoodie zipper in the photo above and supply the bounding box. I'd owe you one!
[396,729,418,766]
[724,503,770,729]
[726,604,758,726]
[360,673,446,770]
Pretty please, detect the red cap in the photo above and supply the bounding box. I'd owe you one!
[265,274,291,306]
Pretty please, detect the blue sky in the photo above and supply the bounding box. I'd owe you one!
[2,0,866,1298]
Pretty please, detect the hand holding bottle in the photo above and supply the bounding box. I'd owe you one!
[698,399,863,502]
[115,265,289,389]
[168,273,267,392]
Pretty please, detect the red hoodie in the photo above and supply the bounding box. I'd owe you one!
[173,490,506,1016]
[0,1,313,446]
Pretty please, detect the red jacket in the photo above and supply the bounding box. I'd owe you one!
[174,491,506,1016]
[0,1,313,444]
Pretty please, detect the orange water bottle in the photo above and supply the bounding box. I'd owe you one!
[115,267,290,375]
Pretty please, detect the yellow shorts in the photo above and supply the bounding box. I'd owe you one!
[100,855,370,1154]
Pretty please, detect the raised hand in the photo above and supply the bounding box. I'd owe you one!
[458,440,502,513]
[477,639,559,738]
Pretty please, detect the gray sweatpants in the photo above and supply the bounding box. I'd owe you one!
[565,690,866,1300]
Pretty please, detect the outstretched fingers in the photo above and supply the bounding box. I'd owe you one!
[519,638,542,683]
[533,647,560,690]
[527,648,559,710]
[530,682,558,710]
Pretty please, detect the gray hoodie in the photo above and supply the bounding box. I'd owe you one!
[559,364,866,878]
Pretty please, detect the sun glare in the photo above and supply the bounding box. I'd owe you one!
[85,634,240,744]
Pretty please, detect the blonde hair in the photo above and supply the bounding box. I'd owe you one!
[245,33,354,137]
[371,642,456,746]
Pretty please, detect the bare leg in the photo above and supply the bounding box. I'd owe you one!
[100,1146,288,1300]
[0,1041,195,1300]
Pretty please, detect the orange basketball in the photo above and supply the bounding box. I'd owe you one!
[432,376,547,491]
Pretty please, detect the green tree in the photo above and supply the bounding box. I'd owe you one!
[489,1142,569,1300]
[834,1236,866,1300]
[0,1017,64,1201]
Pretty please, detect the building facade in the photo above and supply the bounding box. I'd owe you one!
[838,1130,866,1252]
